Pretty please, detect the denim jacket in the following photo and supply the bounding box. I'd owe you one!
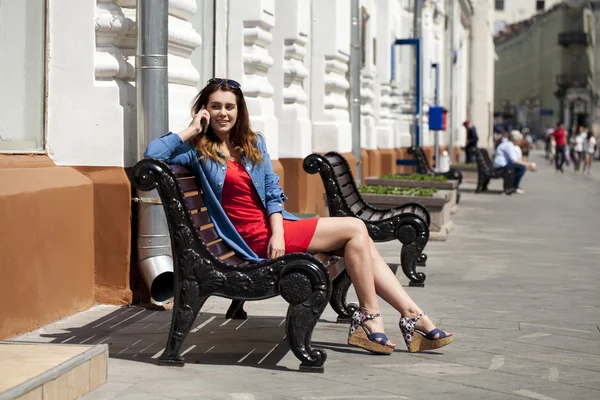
[144,132,298,263]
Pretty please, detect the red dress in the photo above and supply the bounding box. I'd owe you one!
[220,160,319,259]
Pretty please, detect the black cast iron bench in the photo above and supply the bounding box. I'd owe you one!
[473,148,515,194]
[303,152,431,287]
[131,158,350,372]
[408,146,463,184]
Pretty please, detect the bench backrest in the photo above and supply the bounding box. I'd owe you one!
[408,146,433,174]
[474,148,495,175]
[169,165,247,267]
[320,152,430,226]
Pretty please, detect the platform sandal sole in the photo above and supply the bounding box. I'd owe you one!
[408,333,453,353]
[348,326,394,355]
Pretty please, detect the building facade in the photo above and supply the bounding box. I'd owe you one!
[493,0,563,34]
[494,1,597,137]
[0,0,490,338]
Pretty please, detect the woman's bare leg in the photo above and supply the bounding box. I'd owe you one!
[366,238,450,338]
[306,217,395,347]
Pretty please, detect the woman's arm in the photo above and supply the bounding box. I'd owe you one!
[267,212,285,259]
[143,109,209,164]
[257,135,288,216]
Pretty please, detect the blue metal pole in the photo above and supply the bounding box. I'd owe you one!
[415,39,421,147]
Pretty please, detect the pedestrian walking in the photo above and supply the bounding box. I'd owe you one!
[463,120,478,164]
[573,126,586,171]
[552,121,567,172]
[583,131,597,175]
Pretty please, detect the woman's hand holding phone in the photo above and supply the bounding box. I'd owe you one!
[192,106,210,136]
[176,106,210,142]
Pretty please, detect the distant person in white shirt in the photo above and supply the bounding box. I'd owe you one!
[573,126,586,171]
[493,131,537,194]
[583,131,597,175]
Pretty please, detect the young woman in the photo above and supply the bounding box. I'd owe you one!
[144,78,452,355]
[583,131,596,175]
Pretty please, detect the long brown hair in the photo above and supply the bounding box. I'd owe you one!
[190,81,262,165]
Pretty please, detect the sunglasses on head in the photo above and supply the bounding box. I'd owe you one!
[207,78,241,89]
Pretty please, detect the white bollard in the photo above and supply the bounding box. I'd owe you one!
[439,150,450,172]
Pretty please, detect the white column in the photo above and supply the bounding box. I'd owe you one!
[374,0,396,150]
[310,0,351,153]
[421,3,433,147]
[360,0,377,151]
[270,0,312,158]
[228,0,279,159]
[393,0,414,148]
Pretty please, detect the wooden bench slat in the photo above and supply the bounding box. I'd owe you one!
[170,165,194,177]
[325,157,343,168]
[208,240,230,257]
[350,201,366,215]
[199,227,220,243]
[382,211,393,220]
[337,174,352,186]
[178,177,198,192]
[333,163,347,177]
[221,253,245,266]
[369,211,385,221]
[340,183,355,198]
[185,194,205,211]
[192,210,212,228]
[345,193,360,207]
[360,208,374,220]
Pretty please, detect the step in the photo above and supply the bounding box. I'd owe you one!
[0,342,108,400]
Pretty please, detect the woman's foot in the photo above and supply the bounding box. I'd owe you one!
[348,309,395,355]
[399,313,453,353]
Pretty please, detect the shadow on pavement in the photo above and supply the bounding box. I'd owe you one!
[34,305,327,372]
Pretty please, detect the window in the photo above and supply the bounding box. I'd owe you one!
[536,1,545,12]
[0,1,46,151]
[495,0,505,11]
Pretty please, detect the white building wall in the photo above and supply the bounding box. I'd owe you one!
[360,0,378,151]
[270,0,312,159]
[471,0,495,150]
[47,0,202,167]
[38,0,490,168]
[228,0,279,159]
[394,0,415,149]
[375,0,398,150]
[310,0,352,153]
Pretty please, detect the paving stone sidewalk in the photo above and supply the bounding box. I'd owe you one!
[13,152,600,400]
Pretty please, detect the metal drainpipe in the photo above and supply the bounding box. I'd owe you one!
[135,0,174,304]
[351,0,362,181]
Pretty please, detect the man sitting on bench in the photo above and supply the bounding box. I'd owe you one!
[493,131,536,195]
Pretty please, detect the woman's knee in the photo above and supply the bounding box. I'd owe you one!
[344,218,370,247]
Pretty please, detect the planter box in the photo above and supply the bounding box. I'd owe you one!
[365,177,458,215]
[360,190,453,241]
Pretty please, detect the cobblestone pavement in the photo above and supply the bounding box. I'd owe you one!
[14,152,600,400]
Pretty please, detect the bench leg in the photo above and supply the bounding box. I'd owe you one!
[280,272,329,373]
[476,174,485,193]
[226,300,248,320]
[329,270,359,324]
[159,295,208,367]
[397,224,428,287]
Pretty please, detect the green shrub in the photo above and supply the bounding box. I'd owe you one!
[380,173,448,182]
[359,185,437,197]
